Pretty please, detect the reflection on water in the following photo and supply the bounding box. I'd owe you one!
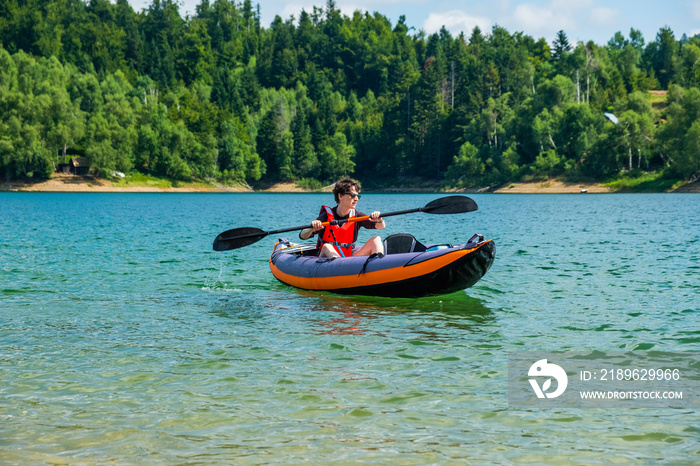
[303,290,495,335]
[316,310,366,335]
[209,287,496,339]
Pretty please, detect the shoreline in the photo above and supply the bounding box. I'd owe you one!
[2,174,698,194]
[490,180,612,194]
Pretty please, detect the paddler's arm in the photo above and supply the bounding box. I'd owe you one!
[300,219,323,240]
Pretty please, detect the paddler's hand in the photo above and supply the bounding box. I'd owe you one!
[370,211,385,228]
[311,220,323,232]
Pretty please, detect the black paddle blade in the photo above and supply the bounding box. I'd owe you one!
[422,195,478,214]
[213,227,267,251]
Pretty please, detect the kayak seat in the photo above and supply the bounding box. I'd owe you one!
[383,234,427,255]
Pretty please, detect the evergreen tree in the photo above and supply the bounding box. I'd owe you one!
[0,4,698,186]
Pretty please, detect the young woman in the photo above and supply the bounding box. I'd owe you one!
[299,178,385,258]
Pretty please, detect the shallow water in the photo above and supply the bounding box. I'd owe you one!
[1,192,699,463]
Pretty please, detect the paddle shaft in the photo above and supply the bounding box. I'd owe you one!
[232,207,422,241]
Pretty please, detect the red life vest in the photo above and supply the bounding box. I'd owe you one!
[317,205,355,257]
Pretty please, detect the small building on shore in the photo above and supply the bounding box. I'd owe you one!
[57,157,90,175]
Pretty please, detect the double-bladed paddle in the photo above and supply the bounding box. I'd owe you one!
[212,195,478,251]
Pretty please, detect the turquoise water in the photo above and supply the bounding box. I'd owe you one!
[1,192,699,463]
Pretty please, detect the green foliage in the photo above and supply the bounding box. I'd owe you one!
[296,177,323,190]
[446,142,484,187]
[656,85,700,178]
[0,3,698,187]
[604,171,680,192]
[218,118,262,181]
[120,172,174,188]
[532,150,565,177]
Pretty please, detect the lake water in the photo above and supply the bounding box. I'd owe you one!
[1,192,699,463]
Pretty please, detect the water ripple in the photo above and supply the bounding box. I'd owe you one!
[1,193,698,463]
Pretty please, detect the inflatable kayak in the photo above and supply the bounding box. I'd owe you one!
[269,233,495,298]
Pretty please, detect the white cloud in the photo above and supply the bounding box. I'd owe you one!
[549,0,594,11]
[589,7,618,28]
[498,0,511,14]
[510,2,580,32]
[511,4,557,30]
[423,10,492,36]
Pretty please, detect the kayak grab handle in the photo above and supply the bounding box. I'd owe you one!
[468,233,484,243]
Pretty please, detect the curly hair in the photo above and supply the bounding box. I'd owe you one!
[333,177,362,203]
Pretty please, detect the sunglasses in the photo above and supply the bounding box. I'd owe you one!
[345,193,361,200]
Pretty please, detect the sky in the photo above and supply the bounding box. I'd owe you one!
[128,0,700,46]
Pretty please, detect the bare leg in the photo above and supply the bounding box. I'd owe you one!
[352,236,384,256]
[319,243,341,258]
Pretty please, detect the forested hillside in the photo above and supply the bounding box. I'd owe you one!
[1,0,699,187]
